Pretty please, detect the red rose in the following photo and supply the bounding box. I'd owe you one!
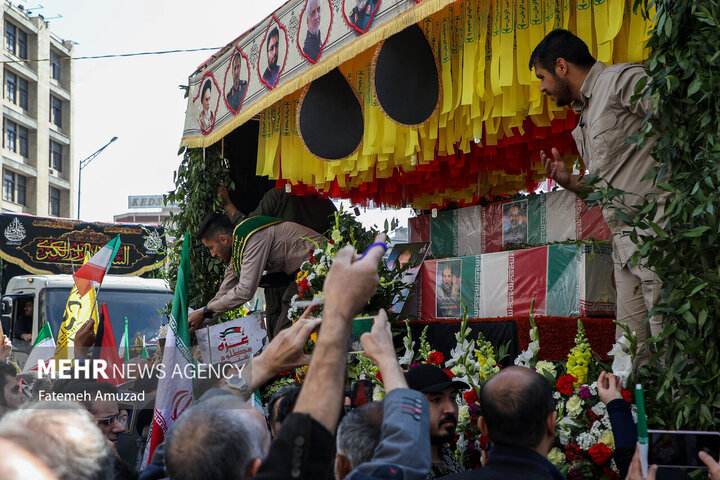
[329,239,335,244]
[556,374,577,395]
[444,369,455,379]
[586,407,597,422]
[621,389,632,403]
[309,255,315,264]
[464,389,479,405]
[603,465,620,480]
[427,351,444,365]
[376,371,383,383]
[565,444,584,463]
[588,443,613,465]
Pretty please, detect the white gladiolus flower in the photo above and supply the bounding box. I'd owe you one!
[514,348,534,367]
[398,341,415,367]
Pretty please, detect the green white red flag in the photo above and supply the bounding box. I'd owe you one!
[22,322,55,373]
[144,232,194,466]
[72,235,121,296]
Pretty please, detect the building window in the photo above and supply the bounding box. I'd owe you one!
[4,23,27,59]
[17,29,27,59]
[18,75,28,109]
[16,173,25,205]
[3,121,26,157]
[50,140,62,171]
[3,170,26,205]
[5,22,15,55]
[50,96,62,128]
[50,51,61,82]
[18,125,28,158]
[49,187,60,216]
[5,71,28,109]
[5,70,16,103]
[5,120,16,152]
[3,170,15,202]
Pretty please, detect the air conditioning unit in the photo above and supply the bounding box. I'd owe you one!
[49,168,59,177]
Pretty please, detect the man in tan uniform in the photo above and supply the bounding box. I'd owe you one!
[530,29,670,365]
[188,213,322,338]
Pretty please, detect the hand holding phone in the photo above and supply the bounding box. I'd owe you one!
[698,450,720,480]
[649,430,720,469]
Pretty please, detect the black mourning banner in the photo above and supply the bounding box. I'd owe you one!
[0,214,166,275]
[374,24,440,126]
[298,67,364,161]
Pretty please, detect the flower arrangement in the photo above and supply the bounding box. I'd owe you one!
[524,319,637,480]
[287,209,411,322]
[443,307,507,469]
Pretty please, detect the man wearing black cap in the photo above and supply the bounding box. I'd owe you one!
[406,364,468,479]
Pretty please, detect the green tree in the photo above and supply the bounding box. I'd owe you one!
[164,146,232,309]
[606,1,720,431]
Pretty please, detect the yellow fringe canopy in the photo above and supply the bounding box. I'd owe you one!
[181,0,654,209]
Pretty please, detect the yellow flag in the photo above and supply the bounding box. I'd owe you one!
[54,252,99,361]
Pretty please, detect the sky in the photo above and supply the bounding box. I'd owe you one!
[25,0,413,231]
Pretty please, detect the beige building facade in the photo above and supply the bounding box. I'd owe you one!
[1,1,73,217]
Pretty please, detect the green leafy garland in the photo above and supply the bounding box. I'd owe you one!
[597,1,720,431]
[164,146,232,310]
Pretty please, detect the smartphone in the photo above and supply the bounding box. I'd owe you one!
[348,317,373,353]
[648,429,720,468]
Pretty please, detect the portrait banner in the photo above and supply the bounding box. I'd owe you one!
[181,0,456,146]
[419,245,614,321]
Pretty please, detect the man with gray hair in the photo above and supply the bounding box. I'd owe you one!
[303,0,322,61]
[335,402,384,480]
[165,395,270,480]
[0,401,110,480]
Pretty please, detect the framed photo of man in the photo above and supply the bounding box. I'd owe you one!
[502,199,528,246]
[297,0,333,64]
[386,242,430,314]
[223,47,250,115]
[436,258,462,318]
[343,0,381,34]
[193,73,221,135]
[258,17,288,89]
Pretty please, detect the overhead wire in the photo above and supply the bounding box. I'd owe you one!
[0,46,224,64]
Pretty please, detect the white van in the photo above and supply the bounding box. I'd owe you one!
[2,275,172,366]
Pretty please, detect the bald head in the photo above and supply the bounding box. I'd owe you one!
[479,366,554,449]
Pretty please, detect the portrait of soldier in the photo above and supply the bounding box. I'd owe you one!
[262,27,282,86]
[226,52,247,112]
[348,0,378,32]
[502,200,528,246]
[436,260,461,318]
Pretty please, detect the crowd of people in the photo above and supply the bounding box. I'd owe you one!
[1,234,719,480]
[0,28,715,480]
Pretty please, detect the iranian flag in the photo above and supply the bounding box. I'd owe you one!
[73,235,121,296]
[118,317,130,361]
[22,323,55,373]
[144,232,194,466]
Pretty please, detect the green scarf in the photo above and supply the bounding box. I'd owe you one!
[231,216,284,275]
